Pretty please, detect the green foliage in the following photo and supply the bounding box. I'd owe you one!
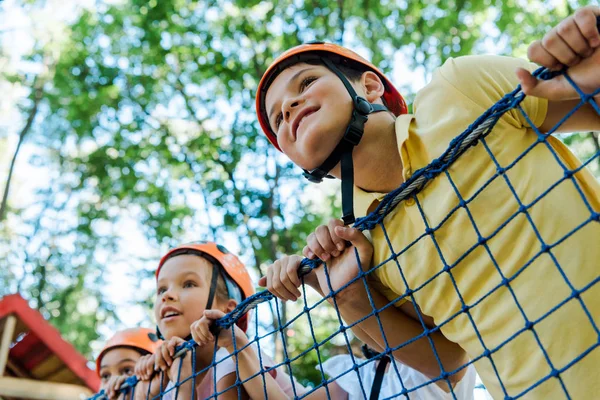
[1,0,598,385]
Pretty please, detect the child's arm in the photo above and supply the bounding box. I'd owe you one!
[149,336,196,399]
[516,6,600,132]
[261,224,468,388]
[191,310,290,400]
[313,228,468,388]
[214,372,249,400]
[133,354,170,400]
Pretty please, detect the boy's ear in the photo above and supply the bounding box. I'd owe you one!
[225,299,238,313]
[361,71,386,103]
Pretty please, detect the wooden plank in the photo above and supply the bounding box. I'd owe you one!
[43,366,75,384]
[0,376,92,400]
[0,315,17,376]
[28,355,61,380]
[7,359,30,379]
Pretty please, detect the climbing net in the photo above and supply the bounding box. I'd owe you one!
[89,61,600,400]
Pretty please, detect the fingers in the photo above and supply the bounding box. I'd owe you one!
[516,67,573,101]
[542,28,581,67]
[328,219,347,251]
[557,18,593,57]
[155,342,173,372]
[106,375,126,399]
[134,354,154,381]
[528,40,562,70]
[190,317,214,346]
[574,6,600,48]
[529,6,600,68]
[333,226,374,266]
[257,275,267,287]
[204,309,226,320]
[266,256,302,301]
[280,257,302,300]
[305,220,346,261]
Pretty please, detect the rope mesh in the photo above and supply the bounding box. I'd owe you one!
[89,63,600,399]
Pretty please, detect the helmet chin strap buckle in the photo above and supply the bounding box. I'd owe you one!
[303,169,334,183]
[354,96,373,115]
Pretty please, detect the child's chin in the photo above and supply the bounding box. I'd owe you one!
[161,327,190,340]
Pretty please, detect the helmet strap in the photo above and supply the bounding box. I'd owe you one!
[303,57,388,224]
[205,261,220,311]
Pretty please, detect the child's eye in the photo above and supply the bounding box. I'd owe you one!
[183,280,197,288]
[157,286,166,295]
[299,76,317,92]
[101,373,111,382]
[275,113,283,130]
[122,367,134,376]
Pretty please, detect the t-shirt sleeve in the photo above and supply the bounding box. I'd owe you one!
[213,347,237,383]
[414,55,548,133]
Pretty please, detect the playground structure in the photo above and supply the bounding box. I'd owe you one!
[0,293,99,400]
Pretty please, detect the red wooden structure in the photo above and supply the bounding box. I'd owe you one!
[0,293,99,399]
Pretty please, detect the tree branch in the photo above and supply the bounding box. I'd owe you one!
[0,79,44,221]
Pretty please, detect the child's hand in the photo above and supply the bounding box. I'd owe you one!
[527,6,600,70]
[261,227,373,301]
[259,255,306,301]
[303,219,348,261]
[104,375,127,400]
[155,336,192,377]
[311,226,374,297]
[132,354,168,400]
[517,7,600,102]
[133,353,155,381]
[190,309,247,352]
[517,47,600,101]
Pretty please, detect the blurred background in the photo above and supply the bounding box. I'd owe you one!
[1,0,598,390]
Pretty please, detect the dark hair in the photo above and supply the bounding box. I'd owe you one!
[305,58,370,82]
[305,58,388,107]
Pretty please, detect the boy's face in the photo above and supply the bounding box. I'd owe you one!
[264,62,355,171]
[154,255,213,340]
[99,348,141,388]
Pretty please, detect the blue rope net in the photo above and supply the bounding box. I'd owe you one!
[89,63,600,400]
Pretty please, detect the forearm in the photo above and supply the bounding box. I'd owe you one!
[541,100,600,133]
[225,339,289,400]
[170,380,193,400]
[331,283,468,385]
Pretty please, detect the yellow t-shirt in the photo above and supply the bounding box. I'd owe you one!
[355,55,600,399]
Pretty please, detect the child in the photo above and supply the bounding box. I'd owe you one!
[96,328,161,399]
[260,229,476,399]
[254,6,600,399]
[133,241,306,399]
[192,306,475,399]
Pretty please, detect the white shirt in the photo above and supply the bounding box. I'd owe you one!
[162,346,308,399]
[319,355,477,400]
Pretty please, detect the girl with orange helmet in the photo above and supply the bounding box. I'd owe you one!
[133,241,307,400]
[96,327,161,399]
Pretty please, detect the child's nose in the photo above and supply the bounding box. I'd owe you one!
[161,288,177,301]
[283,99,302,123]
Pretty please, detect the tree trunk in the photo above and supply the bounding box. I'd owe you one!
[0,84,43,221]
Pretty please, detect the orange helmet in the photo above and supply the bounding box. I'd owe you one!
[156,241,255,332]
[96,328,161,375]
[255,42,408,225]
[256,41,408,151]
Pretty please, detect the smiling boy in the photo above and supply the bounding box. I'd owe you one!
[255,7,600,399]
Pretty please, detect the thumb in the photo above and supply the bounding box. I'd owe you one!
[258,276,267,287]
[516,67,574,101]
[204,309,226,320]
